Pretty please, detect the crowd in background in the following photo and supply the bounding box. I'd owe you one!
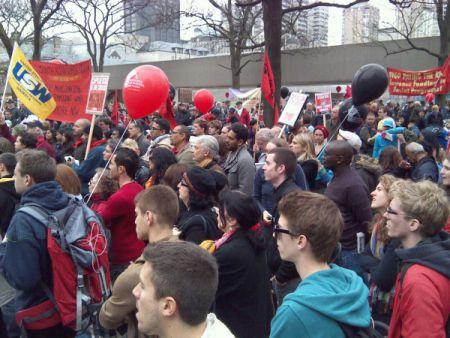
[0,93,449,338]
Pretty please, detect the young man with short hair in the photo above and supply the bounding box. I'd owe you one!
[94,148,145,282]
[270,190,371,337]
[1,150,74,337]
[385,180,450,338]
[99,185,180,338]
[133,241,234,338]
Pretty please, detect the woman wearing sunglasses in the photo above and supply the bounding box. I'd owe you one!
[360,174,400,324]
[176,166,225,244]
[213,190,271,338]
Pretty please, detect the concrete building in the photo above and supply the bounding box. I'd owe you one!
[342,4,380,44]
[123,0,180,43]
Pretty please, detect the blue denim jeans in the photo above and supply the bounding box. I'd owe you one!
[339,249,363,277]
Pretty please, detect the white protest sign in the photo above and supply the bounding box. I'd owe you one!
[86,73,110,115]
[278,92,308,127]
[315,92,332,114]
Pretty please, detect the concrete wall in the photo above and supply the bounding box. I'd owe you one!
[105,37,439,90]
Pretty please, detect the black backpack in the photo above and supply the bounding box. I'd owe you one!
[338,320,387,338]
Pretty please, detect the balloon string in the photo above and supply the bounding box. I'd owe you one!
[316,112,349,159]
[86,119,133,205]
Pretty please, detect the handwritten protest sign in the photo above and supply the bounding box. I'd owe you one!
[315,92,332,113]
[86,73,110,115]
[278,92,308,127]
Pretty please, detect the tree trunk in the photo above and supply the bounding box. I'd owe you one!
[32,21,41,60]
[262,0,282,127]
[231,47,241,89]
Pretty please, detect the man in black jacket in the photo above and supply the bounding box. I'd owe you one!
[405,142,439,182]
[263,148,302,305]
[0,153,19,237]
[324,141,372,276]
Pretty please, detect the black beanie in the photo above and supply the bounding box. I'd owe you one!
[184,167,219,196]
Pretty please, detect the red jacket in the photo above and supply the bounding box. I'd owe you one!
[388,263,450,338]
[36,136,56,158]
[94,182,145,265]
[238,108,251,128]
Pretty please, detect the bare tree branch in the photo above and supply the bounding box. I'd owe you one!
[282,0,369,14]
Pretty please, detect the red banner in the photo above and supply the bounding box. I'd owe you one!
[29,60,92,123]
[387,59,450,96]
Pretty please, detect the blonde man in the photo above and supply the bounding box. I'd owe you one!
[385,180,450,338]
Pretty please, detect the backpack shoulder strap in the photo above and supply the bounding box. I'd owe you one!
[18,203,50,227]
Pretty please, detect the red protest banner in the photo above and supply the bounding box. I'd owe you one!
[29,60,92,123]
[387,59,450,96]
[315,92,332,113]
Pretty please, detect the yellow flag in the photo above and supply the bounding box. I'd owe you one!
[7,43,56,119]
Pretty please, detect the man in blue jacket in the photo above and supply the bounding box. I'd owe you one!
[270,190,371,338]
[69,124,106,195]
[1,150,73,337]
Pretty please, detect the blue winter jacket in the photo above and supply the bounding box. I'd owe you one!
[72,143,106,195]
[0,182,70,312]
[372,127,405,159]
[270,264,371,338]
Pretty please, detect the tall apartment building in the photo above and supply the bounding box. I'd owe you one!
[283,2,328,49]
[395,2,439,38]
[342,4,380,44]
[124,0,180,43]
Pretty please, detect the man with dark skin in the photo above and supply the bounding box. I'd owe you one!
[324,141,372,276]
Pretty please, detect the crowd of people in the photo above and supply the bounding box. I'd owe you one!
[0,95,449,338]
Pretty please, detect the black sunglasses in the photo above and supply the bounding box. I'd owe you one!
[273,224,298,239]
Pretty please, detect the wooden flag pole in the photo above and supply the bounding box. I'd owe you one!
[84,114,97,160]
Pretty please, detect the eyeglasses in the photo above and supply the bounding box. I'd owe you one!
[385,207,420,223]
[385,207,407,216]
[273,224,298,239]
[152,127,162,131]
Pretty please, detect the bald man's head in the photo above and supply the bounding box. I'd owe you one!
[323,140,353,170]
[74,118,90,137]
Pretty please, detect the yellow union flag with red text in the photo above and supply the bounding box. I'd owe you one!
[7,42,56,119]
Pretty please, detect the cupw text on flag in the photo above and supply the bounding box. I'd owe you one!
[7,42,56,119]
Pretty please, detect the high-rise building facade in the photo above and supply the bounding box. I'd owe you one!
[342,4,380,44]
[394,2,439,39]
[124,0,180,43]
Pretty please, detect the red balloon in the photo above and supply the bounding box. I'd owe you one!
[123,65,169,119]
[425,92,435,103]
[336,86,341,93]
[225,91,229,98]
[194,89,214,114]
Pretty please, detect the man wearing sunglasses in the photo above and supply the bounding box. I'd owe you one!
[384,180,450,338]
[270,190,371,337]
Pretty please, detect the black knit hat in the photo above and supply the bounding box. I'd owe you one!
[183,167,222,196]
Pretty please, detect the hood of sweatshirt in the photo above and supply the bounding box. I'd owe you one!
[20,181,70,212]
[395,231,450,278]
[283,264,371,328]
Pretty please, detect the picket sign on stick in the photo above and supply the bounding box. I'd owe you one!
[86,119,132,204]
[278,124,287,139]
[84,114,97,160]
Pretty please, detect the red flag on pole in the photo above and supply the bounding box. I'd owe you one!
[160,95,176,129]
[261,52,278,125]
[111,88,119,126]
[345,85,352,99]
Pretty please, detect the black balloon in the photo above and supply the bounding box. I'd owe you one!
[280,86,290,99]
[338,98,368,132]
[169,84,176,100]
[351,64,388,106]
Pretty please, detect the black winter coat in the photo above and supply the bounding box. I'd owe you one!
[214,228,272,338]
